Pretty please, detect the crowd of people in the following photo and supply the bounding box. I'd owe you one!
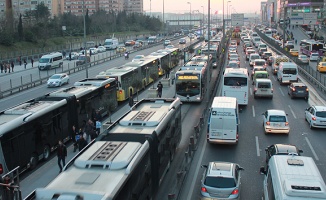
[0,56,33,74]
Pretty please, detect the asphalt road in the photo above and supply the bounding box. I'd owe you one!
[175,32,326,200]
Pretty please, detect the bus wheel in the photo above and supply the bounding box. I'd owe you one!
[30,154,38,170]
[43,145,51,160]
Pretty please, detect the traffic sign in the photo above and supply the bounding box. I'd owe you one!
[231,14,244,26]
[290,13,304,25]
[303,13,317,25]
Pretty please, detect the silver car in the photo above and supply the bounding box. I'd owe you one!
[47,73,70,87]
[201,162,244,200]
[298,55,309,63]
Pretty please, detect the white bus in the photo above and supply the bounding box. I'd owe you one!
[260,155,326,200]
[222,68,249,105]
[26,98,182,200]
[207,97,239,144]
[277,62,298,84]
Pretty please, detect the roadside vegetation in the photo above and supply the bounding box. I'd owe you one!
[0,3,163,54]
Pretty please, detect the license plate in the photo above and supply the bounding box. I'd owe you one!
[274,123,281,127]
[298,91,304,93]
[261,89,267,91]
[211,132,221,136]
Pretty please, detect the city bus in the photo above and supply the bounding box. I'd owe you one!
[148,50,174,76]
[0,78,117,175]
[25,98,182,200]
[222,68,249,105]
[175,59,207,102]
[300,39,324,56]
[96,57,159,101]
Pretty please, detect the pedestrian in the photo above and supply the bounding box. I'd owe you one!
[84,119,95,143]
[128,95,134,109]
[31,58,34,67]
[89,50,92,57]
[0,62,3,73]
[7,62,10,73]
[69,52,72,61]
[57,140,67,173]
[11,60,14,72]
[72,125,79,152]
[23,59,27,69]
[95,118,101,135]
[78,134,88,152]
[157,81,163,98]
[18,56,21,66]
[165,67,170,79]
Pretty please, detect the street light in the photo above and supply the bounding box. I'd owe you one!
[229,4,232,27]
[187,2,192,29]
[163,0,165,34]
[201,5,204,36]
[82,0,88,78]
[227,1,231,27]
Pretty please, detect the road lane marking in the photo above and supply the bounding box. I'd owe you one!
[305,137,319,161]
[256,136,260,157]
[288,105,297,119]
[278,87,285,96]
[271,75,276,81]
[252,106,255,117]
[250,87,253,96]
[187,133,207,200]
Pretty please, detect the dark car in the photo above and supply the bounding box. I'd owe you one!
[287,82,309,100]
[179,38,187,44]
[262,52,272,60]
[265,144,303,165]
[76,55,90,66]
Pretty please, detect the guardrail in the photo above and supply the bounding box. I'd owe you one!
[255,28,326,94]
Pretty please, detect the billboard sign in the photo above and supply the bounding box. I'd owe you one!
[304,13,317,25]
[290,13,304,25]
[231,14,244,26]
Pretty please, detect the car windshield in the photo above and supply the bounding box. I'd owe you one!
[311,53,319,56]
[269,116,286,122]
[39,58,50,63]
[316,111,326,118]
[228,63,238,67]
[204,177,236,188]
[264,53,272,56]
[50,75,61,79]
[322,63,326,66]
[252,56,260,59]
[134,55,144,59]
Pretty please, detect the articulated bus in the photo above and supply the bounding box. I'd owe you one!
[25,98,182,200]
[0,78,117,175]
[148,51,171,76]
[300,39,324,56]
[222,68,249,105]
[175,60,208,102]
[96,57,159,102]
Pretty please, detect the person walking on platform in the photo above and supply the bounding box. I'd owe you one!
[23,59,27,69]
[31,58,34,67]
[129,95,134,110]
[57,140,67,173]
[0,62,3,73]
[11,60,14,72]
[157,81,163,98]
[78,134,88,152]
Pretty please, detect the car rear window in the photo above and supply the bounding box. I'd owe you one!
[258,83,271,88]
[205,177,236,188]
[295,86,307,90]
[269,116,286,122]
[255,61,265,65]
[316,111,326,118]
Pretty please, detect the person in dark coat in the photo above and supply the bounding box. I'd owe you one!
[57,140,67,173]
[157,81,163,97]
[78,134,88,151]
[0,62,3,73]
[72,125,79,152]
[11,60,14,72]
[23,59,27,69]
[128,95,134,109]
[31,58,34,67]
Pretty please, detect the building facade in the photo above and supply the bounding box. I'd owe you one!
[261,1,268,24]
[0,0,142,18]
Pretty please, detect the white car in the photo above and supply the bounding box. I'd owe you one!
[65,52,79,60]
[163,40,171,46]
[97,46,106,53]
[165,45,175,49]
[309,53,319,61]
[298,55,309,63]
[47,73,69,87]
[305,106,326,129]
[89,48,98,54]
[132,55,145,62]
[262,109,290,134]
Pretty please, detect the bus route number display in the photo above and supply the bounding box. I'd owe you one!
[177,75,199,80]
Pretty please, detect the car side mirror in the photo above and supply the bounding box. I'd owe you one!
[201,165,208,168]
[239,167,244,171]
[299,149,303,153]
[260,167,266,175]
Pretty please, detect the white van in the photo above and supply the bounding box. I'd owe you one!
[38,52,63,70]
[254,79,273,99]
[207,97,239,144]
[260,155,326,200]
[104,38,119,50]
[249,53,261,66]
[277,62,298,84]
[258,43,267,51]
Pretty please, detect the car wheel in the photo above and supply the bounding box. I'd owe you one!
[309,121,314,129]
[43,145,51,160]
[29,153,38,170]
[67,79,69,84]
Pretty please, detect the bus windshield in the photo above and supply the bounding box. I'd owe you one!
[312,44,323,51]
[224,77,248,86]
[176,75,200,96]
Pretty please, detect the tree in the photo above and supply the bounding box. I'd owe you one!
[85,9,91,35]
[18,14,23,41]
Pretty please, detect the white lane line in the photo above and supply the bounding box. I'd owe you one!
[278,87,285,96]
[305,137,319,161]
[271,75,276,81]
[250,87,253,96]
[288,105,297,119]
[256,136,260,157]
[252,105,255,117]
[187,134,207,200]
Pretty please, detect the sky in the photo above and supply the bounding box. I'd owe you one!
[143,0,261,15]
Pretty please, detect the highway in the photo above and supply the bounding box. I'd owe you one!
[6,28,326,200]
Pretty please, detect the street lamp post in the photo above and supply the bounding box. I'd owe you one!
[83,0,88,78]
[163,0,165,34]
[187,2,192,29]
[206,0,210,102]
[223,0,225,37]
[227,1,231,27]
[201,6,204,36]
[229,4,232,27]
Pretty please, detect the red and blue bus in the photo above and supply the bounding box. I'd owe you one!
[300,39,324,56]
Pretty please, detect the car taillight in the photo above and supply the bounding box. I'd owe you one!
[266,121,270,125]
[312,116,316,121]
[306,88,309,92]
[201,187,208,193]
[285,122,289,126]
[292,88,296,92]
[254,88,257,91]
[231,188,239,195]
[119,90,122,94]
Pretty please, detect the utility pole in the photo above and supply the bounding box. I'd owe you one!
[282,1,286,48]
[206,0,211,103]
[83,0,88,78]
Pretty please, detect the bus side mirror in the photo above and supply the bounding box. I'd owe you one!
[260,167,266,175]
[201,165,208,168]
